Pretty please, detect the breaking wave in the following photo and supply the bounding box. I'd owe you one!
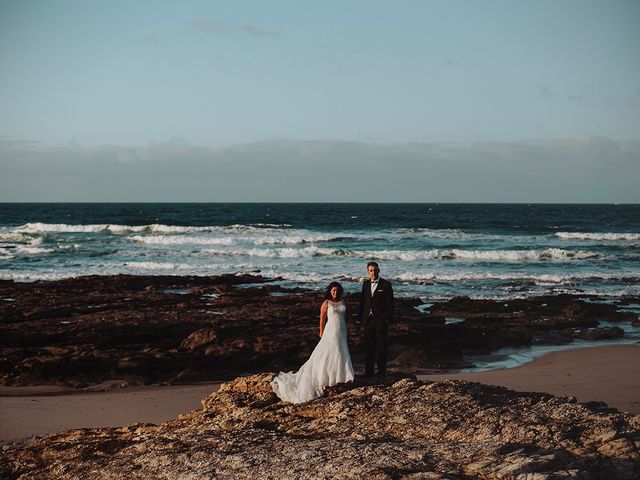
[13,222,294,235]
[556,232,640,241]
[130,232,348,246]
[392,271,640,284]
[199,246,601,262]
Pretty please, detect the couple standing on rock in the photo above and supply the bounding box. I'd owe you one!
[271,261,395,404]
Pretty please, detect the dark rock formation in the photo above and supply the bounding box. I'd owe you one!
[0,276,637,387]
[1,374,638,479]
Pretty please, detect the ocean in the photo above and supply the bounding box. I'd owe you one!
[3,202,640,370]
[1,203,639,301]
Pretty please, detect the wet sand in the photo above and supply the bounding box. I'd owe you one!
[418,344,640,414]
[1,344,638,446]
[0,383,221,446]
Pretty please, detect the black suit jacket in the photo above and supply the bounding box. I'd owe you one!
[359,278,394,326]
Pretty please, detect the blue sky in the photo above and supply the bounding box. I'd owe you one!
[1,0,639,201]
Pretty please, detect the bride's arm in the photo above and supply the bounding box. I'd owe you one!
[319,300,328,337]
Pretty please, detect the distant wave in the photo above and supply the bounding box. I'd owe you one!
[3,266,639,297]
[122,261,194,271]
[131,235,237,246]
[0,261,261,281]
[556,232,640,241]
[0,231,52,256]
[0,250,15,259]
[242,269,640,290]
[200,246,601,262]
[15,222,149,234]
[15,245,55,255]
[356,247,600,262]
[13,222,294,235]
[12,223,578,247]
[12,223,495,241]
[392,271,640,284]
[0,231,38,243]
[390,228,548,244]
[131,232,350,246]
[203,246,334,258]
[390,227,468,239]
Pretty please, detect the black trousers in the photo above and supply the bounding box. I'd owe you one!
[364,316,387,376]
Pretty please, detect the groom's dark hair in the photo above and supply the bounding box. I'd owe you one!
[325,281,344,300]
[367,261,379,269]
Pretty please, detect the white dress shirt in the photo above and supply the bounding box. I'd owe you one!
[370,277,379,296]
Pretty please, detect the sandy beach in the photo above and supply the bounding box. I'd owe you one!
[419,344,640,414]
[1,344,638,446]
[0,383,221,446]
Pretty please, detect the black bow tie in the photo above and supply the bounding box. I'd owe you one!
[371,279,379,284]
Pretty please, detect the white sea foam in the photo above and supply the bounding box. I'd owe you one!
[258,270,334,284]
[57,243,81,250]
[130,235,237,246]
[249,223,293,228]
[357,247,599,262]
[388,228,547,244]
[122,261,193,271]
[199,246,600,262]
[252,233,340,245]
[131,230,345,246]
[0,271,65,281]
[147,224,251,234]
[0,231,37,243]
[457,248,599,261]
[0,263,237,281]
[392,271,640,284]
[203,246,338,258]
[15,246,55,255]
[390,227,467,239]
[15,222,147,234]
[13,222,510,246]
[13,222,296,235]
[16,222,231,234]
[556,232,640,241]
[0,231,50,255]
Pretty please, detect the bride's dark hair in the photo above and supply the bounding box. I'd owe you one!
[325,281,344,300]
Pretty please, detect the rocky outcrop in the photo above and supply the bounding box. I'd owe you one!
[0,276,637,387]
[2,374,639,479]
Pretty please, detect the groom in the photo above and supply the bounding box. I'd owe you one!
[359,261,394,377]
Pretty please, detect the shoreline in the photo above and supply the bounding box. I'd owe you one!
[419,344,640,414]
[0,382,222,447]
[2,344,638,447]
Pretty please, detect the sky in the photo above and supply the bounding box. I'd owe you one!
[1,0,639,202]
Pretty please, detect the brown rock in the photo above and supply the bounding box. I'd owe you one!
[574,327,625,341]
[180,327,218,351]
[1,276,638,388]
[1,374,638,479]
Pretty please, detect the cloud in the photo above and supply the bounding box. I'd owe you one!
[189,19,280,38]
[0,137,41,150]
[0,136,638,202]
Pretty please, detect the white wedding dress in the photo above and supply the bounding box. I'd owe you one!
[271,300,355,404]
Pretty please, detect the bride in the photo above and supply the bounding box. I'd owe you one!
[271,282,355,403]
